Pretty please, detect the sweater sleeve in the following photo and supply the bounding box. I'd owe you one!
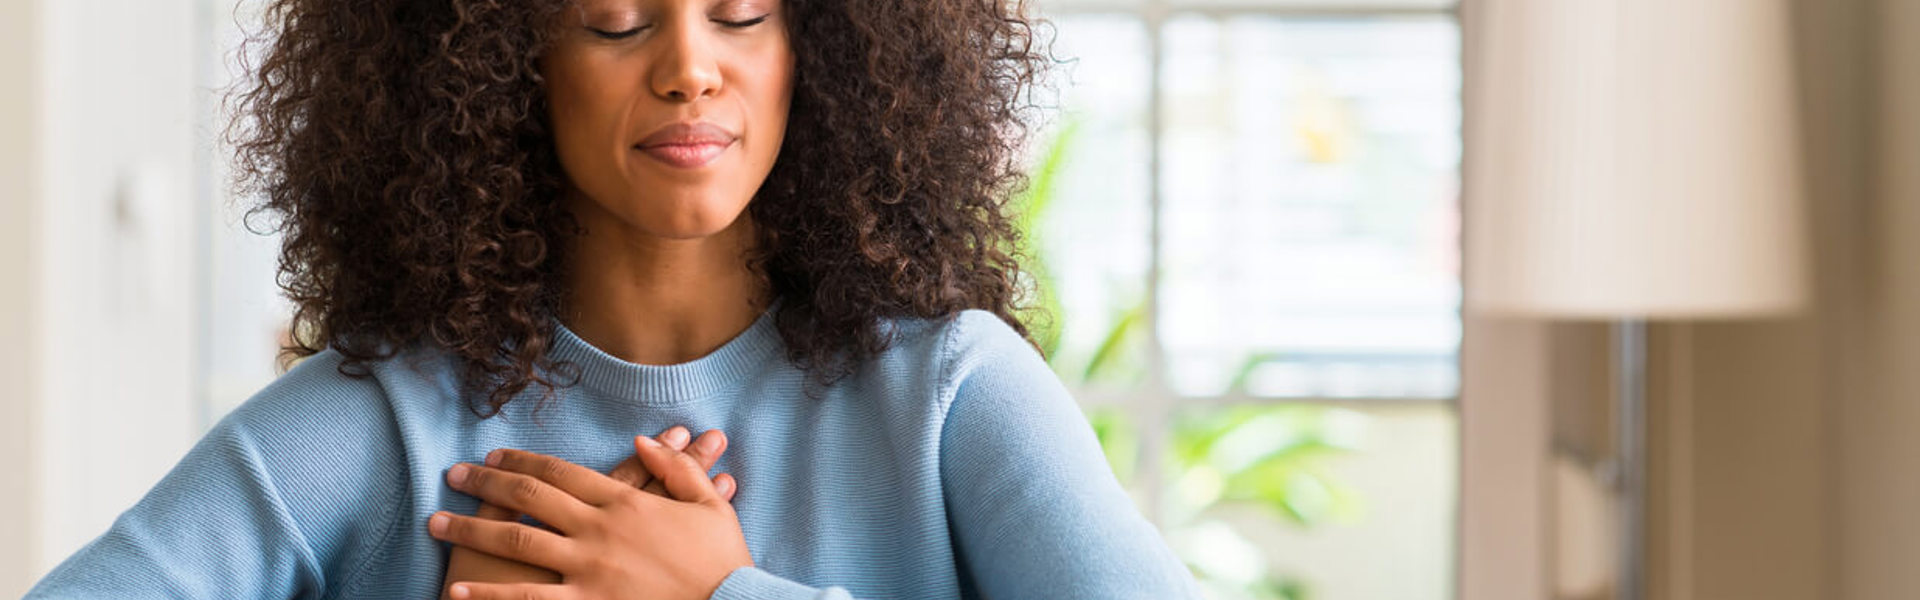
[709,566,855,600]
[24,418,325,599]
[934,311,1203,599]
[25,351,407,599]
[706,312,1199,600]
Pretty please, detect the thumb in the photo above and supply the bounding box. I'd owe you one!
[633,435,722,504]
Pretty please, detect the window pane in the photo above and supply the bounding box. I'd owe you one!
[1159,16,1461,399]
[1165,402,1456,600]
[1025,14,1155,392]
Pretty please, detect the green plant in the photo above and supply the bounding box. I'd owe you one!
[1017,119,1367,600]
[1167,405,1363,527]
[1010,118,1078,360]
[1085,402,1365,600]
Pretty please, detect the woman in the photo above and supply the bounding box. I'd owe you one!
[27,0,1200,597]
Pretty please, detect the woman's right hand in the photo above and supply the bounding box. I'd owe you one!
[439,426,736,599]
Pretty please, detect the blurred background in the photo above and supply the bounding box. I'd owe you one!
[0,0,1913,599]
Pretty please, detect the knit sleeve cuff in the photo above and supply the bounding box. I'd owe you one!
[709,566,829,600]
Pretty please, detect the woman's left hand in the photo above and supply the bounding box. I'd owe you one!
[430,435,754,600]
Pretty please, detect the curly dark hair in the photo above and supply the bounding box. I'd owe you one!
[229,0,1055,415]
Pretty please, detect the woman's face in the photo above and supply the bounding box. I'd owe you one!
[541,0,794,239]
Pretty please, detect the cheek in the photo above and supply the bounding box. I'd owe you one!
[544,57,641,189]
[742,56,796,167]
[544,66,597,163]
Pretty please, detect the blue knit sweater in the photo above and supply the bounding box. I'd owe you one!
[27,309,1201,599]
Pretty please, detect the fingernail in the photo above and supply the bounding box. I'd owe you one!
[637,435,661,448]
[447,464,470,487]
[485,450,502,466]
[663,426,690,448]
[697,430,723,454]
[718,477,734,497]
[450,583,470,599]
[430,512,449,536]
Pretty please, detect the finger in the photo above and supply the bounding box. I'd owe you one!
[447,581,573,600]
[606,427,699,491]
[473,502,516,521]
[629,430,725,496]
[680,428,729,472]
[605,455,652,489]
[486,448,631,506]
[447,463,594,533]
[637,427,728,497]
[632,435,723,504]
[659,425,691,449]
[643,470,731,499]
[429,512,581,573]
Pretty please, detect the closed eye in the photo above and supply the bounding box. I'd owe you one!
[715,14,770,28]
[588,26,645,40]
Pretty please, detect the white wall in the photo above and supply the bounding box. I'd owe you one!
[5,0,209,589]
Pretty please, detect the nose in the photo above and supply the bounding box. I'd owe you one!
[649,22,723,102]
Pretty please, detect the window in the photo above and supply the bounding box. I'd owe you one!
[1030,1,1460,598]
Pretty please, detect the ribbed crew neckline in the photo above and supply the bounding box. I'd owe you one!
[548,303,784,405]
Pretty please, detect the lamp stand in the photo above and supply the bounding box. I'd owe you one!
[1613,319,1647,600]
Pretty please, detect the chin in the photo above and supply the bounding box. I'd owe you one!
[628,191,751,240]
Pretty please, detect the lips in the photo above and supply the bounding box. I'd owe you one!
[634,121,737,169]
[637,142,730,169]
[638,121,737,147]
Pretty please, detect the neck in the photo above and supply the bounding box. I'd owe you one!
[560,200,771,366]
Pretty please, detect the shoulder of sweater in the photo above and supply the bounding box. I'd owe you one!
[210,347,434,539]
[220,348,389,434]
[924,310,1084,454]
[872,309,1049,401]
[222,344,455,435]
[941,309,1045,373]
[871,308,1037,365]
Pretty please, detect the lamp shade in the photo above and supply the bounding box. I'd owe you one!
[1463,0,1808,319]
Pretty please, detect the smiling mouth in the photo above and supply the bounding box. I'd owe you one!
[634,140,732,169]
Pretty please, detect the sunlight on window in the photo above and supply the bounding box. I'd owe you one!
[1159,16,1461,400]
[1035,5,1460,600]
